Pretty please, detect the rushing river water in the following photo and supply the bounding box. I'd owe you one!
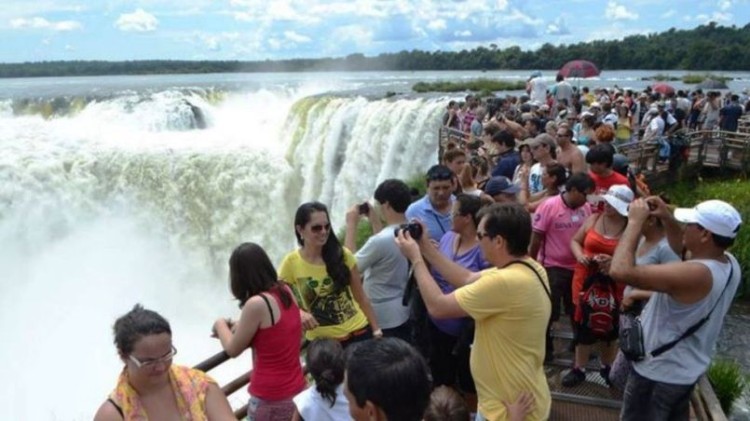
[1,70,748,419]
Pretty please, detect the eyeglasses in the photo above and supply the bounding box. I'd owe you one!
[476,231,493,241]
[129,346,177,369]
[310,223,331,233]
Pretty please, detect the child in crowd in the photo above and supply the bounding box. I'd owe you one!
[292,339,350,421]
[423,386,534,421]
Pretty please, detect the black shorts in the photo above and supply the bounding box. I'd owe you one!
[574,320,618,345]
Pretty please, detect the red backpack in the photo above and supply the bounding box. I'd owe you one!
[577,272,619,338]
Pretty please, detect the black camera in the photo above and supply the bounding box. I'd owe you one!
[358,202,370,215]
[394,223,423,241]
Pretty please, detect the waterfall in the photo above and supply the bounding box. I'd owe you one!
[0,86,446,420]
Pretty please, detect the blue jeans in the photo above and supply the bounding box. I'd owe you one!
[620,369,694,421]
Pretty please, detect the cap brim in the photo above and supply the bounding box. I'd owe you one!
[502,185,521,194]
[603,196,630,217]
[674,207,698,224]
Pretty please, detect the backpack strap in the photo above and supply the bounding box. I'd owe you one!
[504,259,552,302]
[650,264,734,358]
[259,293,275,326]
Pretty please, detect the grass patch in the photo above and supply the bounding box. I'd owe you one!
[655,176,750,298]
[412,79,526,94]
[682,73,731,84]
[643,74,680,82]
[707,359,747,415]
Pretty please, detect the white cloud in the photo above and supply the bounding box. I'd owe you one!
[10,17,82,31]
[604,1,639,20]
[64,44,74,51]
[661,9,676,18]
[427,19,446,31]
[497,0,509,10]
[694,11,733,23]
[115,9,159,32]
[454,30,472,37]
[546,17,570,35]
[284,30,311,43]
[719,0,732,11]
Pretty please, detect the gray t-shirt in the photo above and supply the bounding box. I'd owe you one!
[624,237,680,298]
[355,224,410,329]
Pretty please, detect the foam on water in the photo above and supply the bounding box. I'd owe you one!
[0,82,445,419]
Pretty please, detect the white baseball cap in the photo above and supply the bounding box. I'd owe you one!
[674,200,742,238]
[589,184,634,217]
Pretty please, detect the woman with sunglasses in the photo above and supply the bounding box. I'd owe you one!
[213,242,307,421]
[279,201,381,348]
[94,305,235,421]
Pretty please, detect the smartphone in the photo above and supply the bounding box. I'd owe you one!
[358,202,370,215]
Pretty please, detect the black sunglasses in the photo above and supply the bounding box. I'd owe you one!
[310,223,331,233]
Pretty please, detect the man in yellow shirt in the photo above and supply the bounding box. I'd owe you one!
[396,203,551,420]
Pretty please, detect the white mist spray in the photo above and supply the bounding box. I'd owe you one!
[0,85,446,419]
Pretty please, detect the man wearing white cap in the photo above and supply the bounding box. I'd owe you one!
[611,198,742,421]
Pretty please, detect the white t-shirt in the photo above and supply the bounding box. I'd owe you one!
[528,163,544,194]
[293,384,351,421]
[529,78,547,104]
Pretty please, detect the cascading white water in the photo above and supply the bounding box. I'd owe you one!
[0,83,445,420]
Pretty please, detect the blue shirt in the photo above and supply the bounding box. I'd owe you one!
[405,195,453,242]
[491,150,520,179]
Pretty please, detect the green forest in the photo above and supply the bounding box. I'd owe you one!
[1,22,749,78]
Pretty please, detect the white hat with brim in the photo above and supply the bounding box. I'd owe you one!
[674,200,742,239]
[589,184,634,217]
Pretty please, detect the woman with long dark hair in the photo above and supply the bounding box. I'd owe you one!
[213,242,306,421]
[280,201,381,348]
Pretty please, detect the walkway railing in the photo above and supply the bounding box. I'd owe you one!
[193,350,251,419]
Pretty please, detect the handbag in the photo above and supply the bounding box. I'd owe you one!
[619,313,645,361]
[618,265,734,362]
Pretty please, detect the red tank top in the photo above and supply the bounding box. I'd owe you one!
[249,285,306,400]
[572,220,625,307]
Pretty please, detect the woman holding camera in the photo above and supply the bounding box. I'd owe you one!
[424,194,489,399]
[279,201,381,348]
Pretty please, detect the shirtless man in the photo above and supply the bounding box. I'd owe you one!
[555,126,585,174]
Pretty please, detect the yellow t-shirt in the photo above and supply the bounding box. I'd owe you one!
[454,258,552,421]
[279,248,368,341]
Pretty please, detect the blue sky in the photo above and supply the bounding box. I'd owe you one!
[1,0,748,63]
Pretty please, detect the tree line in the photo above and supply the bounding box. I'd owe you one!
[1,22,749,78]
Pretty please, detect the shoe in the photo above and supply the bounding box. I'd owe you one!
[600,365,612,387]
[562,368,586,387]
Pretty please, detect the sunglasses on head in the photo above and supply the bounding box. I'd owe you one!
[427,169,453,181]
[310,223,331,233]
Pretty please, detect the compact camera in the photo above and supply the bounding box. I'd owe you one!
[394,222,423,241]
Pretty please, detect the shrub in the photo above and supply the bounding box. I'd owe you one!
[337,173,427,250]
[682,73,731,84]
[412,79,526,94]
[656,177,750,298]
[707,359,746,415]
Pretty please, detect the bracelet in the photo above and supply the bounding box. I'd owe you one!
[412,259,425,267]
[373,329,383,337]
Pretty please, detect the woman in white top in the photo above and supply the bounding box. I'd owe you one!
[292,339,350,421]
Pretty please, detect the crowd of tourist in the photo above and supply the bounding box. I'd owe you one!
[93,76,746,421]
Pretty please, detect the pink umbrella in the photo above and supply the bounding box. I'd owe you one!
[652,83,675,96]
[558,60,600,79]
